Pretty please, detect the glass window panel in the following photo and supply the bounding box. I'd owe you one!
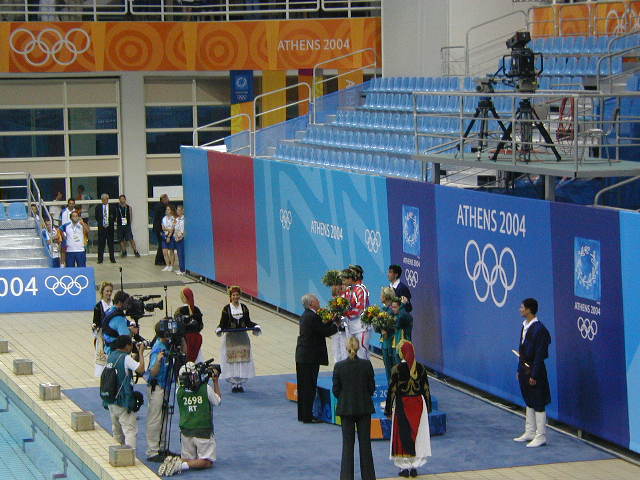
[36,178,66,202]
[0,179,28,202]
[146,132,193,154]
[0,135,64,158]
[69,133,118,156]
[145,106,193,129]
[70,176,119,206]
[0,108,63,131]
[147,174,183,199]
[197,130,230,146]
[68,108,117,130]
[196,105,231,127]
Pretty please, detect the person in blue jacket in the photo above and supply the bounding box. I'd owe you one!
[102,291,138,355]
[513,298,551,448]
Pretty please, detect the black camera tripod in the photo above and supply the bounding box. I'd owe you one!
[461,95,509,157]
[155,342,186,460]
[491,97,561,162]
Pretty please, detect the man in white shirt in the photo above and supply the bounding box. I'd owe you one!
[60,198,76,226]
[61,210,89,268]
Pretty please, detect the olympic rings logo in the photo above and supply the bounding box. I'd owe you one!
[9,27,91,67]
[364,229,382,254]
[279,208,292,230]
[44,275,89,296]
[464,240,517,308]
[405,269,419,288]
[577,316,598,341]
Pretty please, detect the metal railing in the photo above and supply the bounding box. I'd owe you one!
[593,175,640,206]
[252,82,311,155]
[0,0,379,21]
[193,113,252,154]
[311,47,378,122]
[596,44,640,91]
[464,10,529,76]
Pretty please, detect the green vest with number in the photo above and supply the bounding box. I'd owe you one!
[177,383,213,438]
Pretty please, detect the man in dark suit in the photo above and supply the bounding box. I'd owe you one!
[388,264,412,312]
[152,194,170,266]
[295,293,338,423]
[333,337,376,480]
[95,193,117,264]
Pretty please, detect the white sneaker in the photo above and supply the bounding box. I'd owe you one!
[158,456,173,476]
[526,434,547,447]
[176,271,184,276]
[161,266,170,271]
[166,456,184,476]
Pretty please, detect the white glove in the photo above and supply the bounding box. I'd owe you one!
[253,325,262,336]
[215,327,222,337]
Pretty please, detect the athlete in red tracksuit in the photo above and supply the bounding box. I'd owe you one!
[343,265,371,360]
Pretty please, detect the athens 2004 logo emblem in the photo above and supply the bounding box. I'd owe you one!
[9,28,91,67]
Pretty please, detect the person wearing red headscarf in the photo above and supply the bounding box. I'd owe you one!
[174,287,204,363]
[384,341,432,478]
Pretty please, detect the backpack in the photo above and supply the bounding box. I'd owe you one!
[100,353,125,403]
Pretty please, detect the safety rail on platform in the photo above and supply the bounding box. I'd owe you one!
[596,45,640,91]
[593,175,640,207]
[0,0,379,22]
[193,113,252,155]
[311,47,378,123]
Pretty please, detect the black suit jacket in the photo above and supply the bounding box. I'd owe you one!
[95,203,116,228]
[295,308,338,365]
[332,357,375,416]
[393,280,413,312]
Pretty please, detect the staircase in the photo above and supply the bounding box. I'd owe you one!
[0,220,50,269]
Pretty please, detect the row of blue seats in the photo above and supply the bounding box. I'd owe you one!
[366,76,471,93]
[275,143,423,180]
[541,55,622,76]
[303,125,417,154]
[530,35,639,55]
[0,202,28,220]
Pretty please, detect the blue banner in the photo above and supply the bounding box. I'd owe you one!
[621,211,640,453]
[254,158,390,314]
[386,179,443,370]
[0,268,95,313]
[181,147,216,280]
[230,70,254,104]
[435,187,557,415]
[551,203,629,447]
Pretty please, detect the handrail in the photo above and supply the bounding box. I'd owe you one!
[465,10,529,75]
[311,47,378,122]
[607,28,640,52]
[596,45,639,90]
[192,113,251,153]
[593,175,640,206]
[252,82,312,155]
[441,46,465,76]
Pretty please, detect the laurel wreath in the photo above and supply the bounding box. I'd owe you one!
[576,245,599,289]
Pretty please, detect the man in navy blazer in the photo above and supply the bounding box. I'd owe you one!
[388,264,412,312]
[95,193,117,264]
[295,293,338,423]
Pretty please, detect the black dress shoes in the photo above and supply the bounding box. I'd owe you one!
[410,468,418,477]
[399,469,410,477]
[303,418,323,424]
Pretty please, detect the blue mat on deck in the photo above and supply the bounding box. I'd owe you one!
[64,372,610,479]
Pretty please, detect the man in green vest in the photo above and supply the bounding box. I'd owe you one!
[104,335,146,451]
[159,361,222,477]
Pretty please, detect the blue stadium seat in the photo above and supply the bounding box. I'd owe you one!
[584,35,598,54]
[575,56,589,76]
[538,76,551,90]
[571,76,583,90]
[554,56,567,75]
[433,77,443,91]
[565,56,578,75]
[530,37,543,52]
[448,77,460,91]
[628,74,640,91]
[543,56,556,75]
[550,37,563,54]
[573,36,586,53]
[596,35,609,54]
[561,36,575,53]
[423,77,434,92]
[463,77,474,91]
[623,33,640,50]
[612,56,623,75]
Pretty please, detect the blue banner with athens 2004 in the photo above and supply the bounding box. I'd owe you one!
[0,268,95,313]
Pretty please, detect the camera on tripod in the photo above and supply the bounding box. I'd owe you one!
[157,316,187,347]
[501,31,542,93]
[126,295,164,321]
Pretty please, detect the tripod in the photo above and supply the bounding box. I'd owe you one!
[461,95,509,157]
[491,98,561,162]
[155,343,186,460]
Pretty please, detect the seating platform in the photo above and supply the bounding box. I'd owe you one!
[285,372,447,440]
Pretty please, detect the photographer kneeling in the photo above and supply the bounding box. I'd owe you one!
[101,335,146,451]
[102,291,139,356]
[159,361,222,477]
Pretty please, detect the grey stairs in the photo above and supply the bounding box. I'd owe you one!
[0,224,50,269]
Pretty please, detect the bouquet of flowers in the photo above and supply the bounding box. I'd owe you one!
[322,269,343,287]
[371,311,395,333]
[328,295,350,317]
[317,307,335,324]
[360,305,381,326]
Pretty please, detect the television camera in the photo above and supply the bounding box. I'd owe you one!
[501,31,542,93]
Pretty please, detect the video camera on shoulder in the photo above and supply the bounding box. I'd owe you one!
[179,359,221,392]
[126,294,164,321]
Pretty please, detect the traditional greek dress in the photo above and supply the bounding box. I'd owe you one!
[93,299,112,377]
[217,303,257,387]
[385,361,432,469]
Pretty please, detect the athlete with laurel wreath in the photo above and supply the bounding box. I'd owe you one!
[343,265,371,360]
[513,298,552,448]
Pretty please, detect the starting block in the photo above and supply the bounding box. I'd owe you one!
[286,372,446,440]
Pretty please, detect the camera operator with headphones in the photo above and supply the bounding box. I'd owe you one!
[158,361,222,477]
[102,291,139,356]
[145,320,180,462]
[101,335,146,451]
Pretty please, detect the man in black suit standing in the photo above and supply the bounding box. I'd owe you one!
[333,337,377,480]
[388,264,412,312]
[295,293,338,423]
[95,193,117,264]
[152,194,170,266]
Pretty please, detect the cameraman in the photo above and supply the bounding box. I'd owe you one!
[145,320,175,462]
[102,291,139,356]
[103,335,146,451]
[158,362,221,477]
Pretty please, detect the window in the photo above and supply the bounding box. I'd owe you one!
[0,135,65,158]
[70,133,118,156]
[197,105,231,127]
[146,106,193,129]
[68,108,117,130]
[70,176,119,201]
[0,108,63,132]
[146,132,193,154]
[147,174,183,198]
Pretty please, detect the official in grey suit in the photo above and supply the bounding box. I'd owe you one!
[332,337,377,480]
[295,293,338,423]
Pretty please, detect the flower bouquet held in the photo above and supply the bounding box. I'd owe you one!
[317,307,335,324]
[329,295,350,317]
[372,311,395,332]
[361,305,381,326]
